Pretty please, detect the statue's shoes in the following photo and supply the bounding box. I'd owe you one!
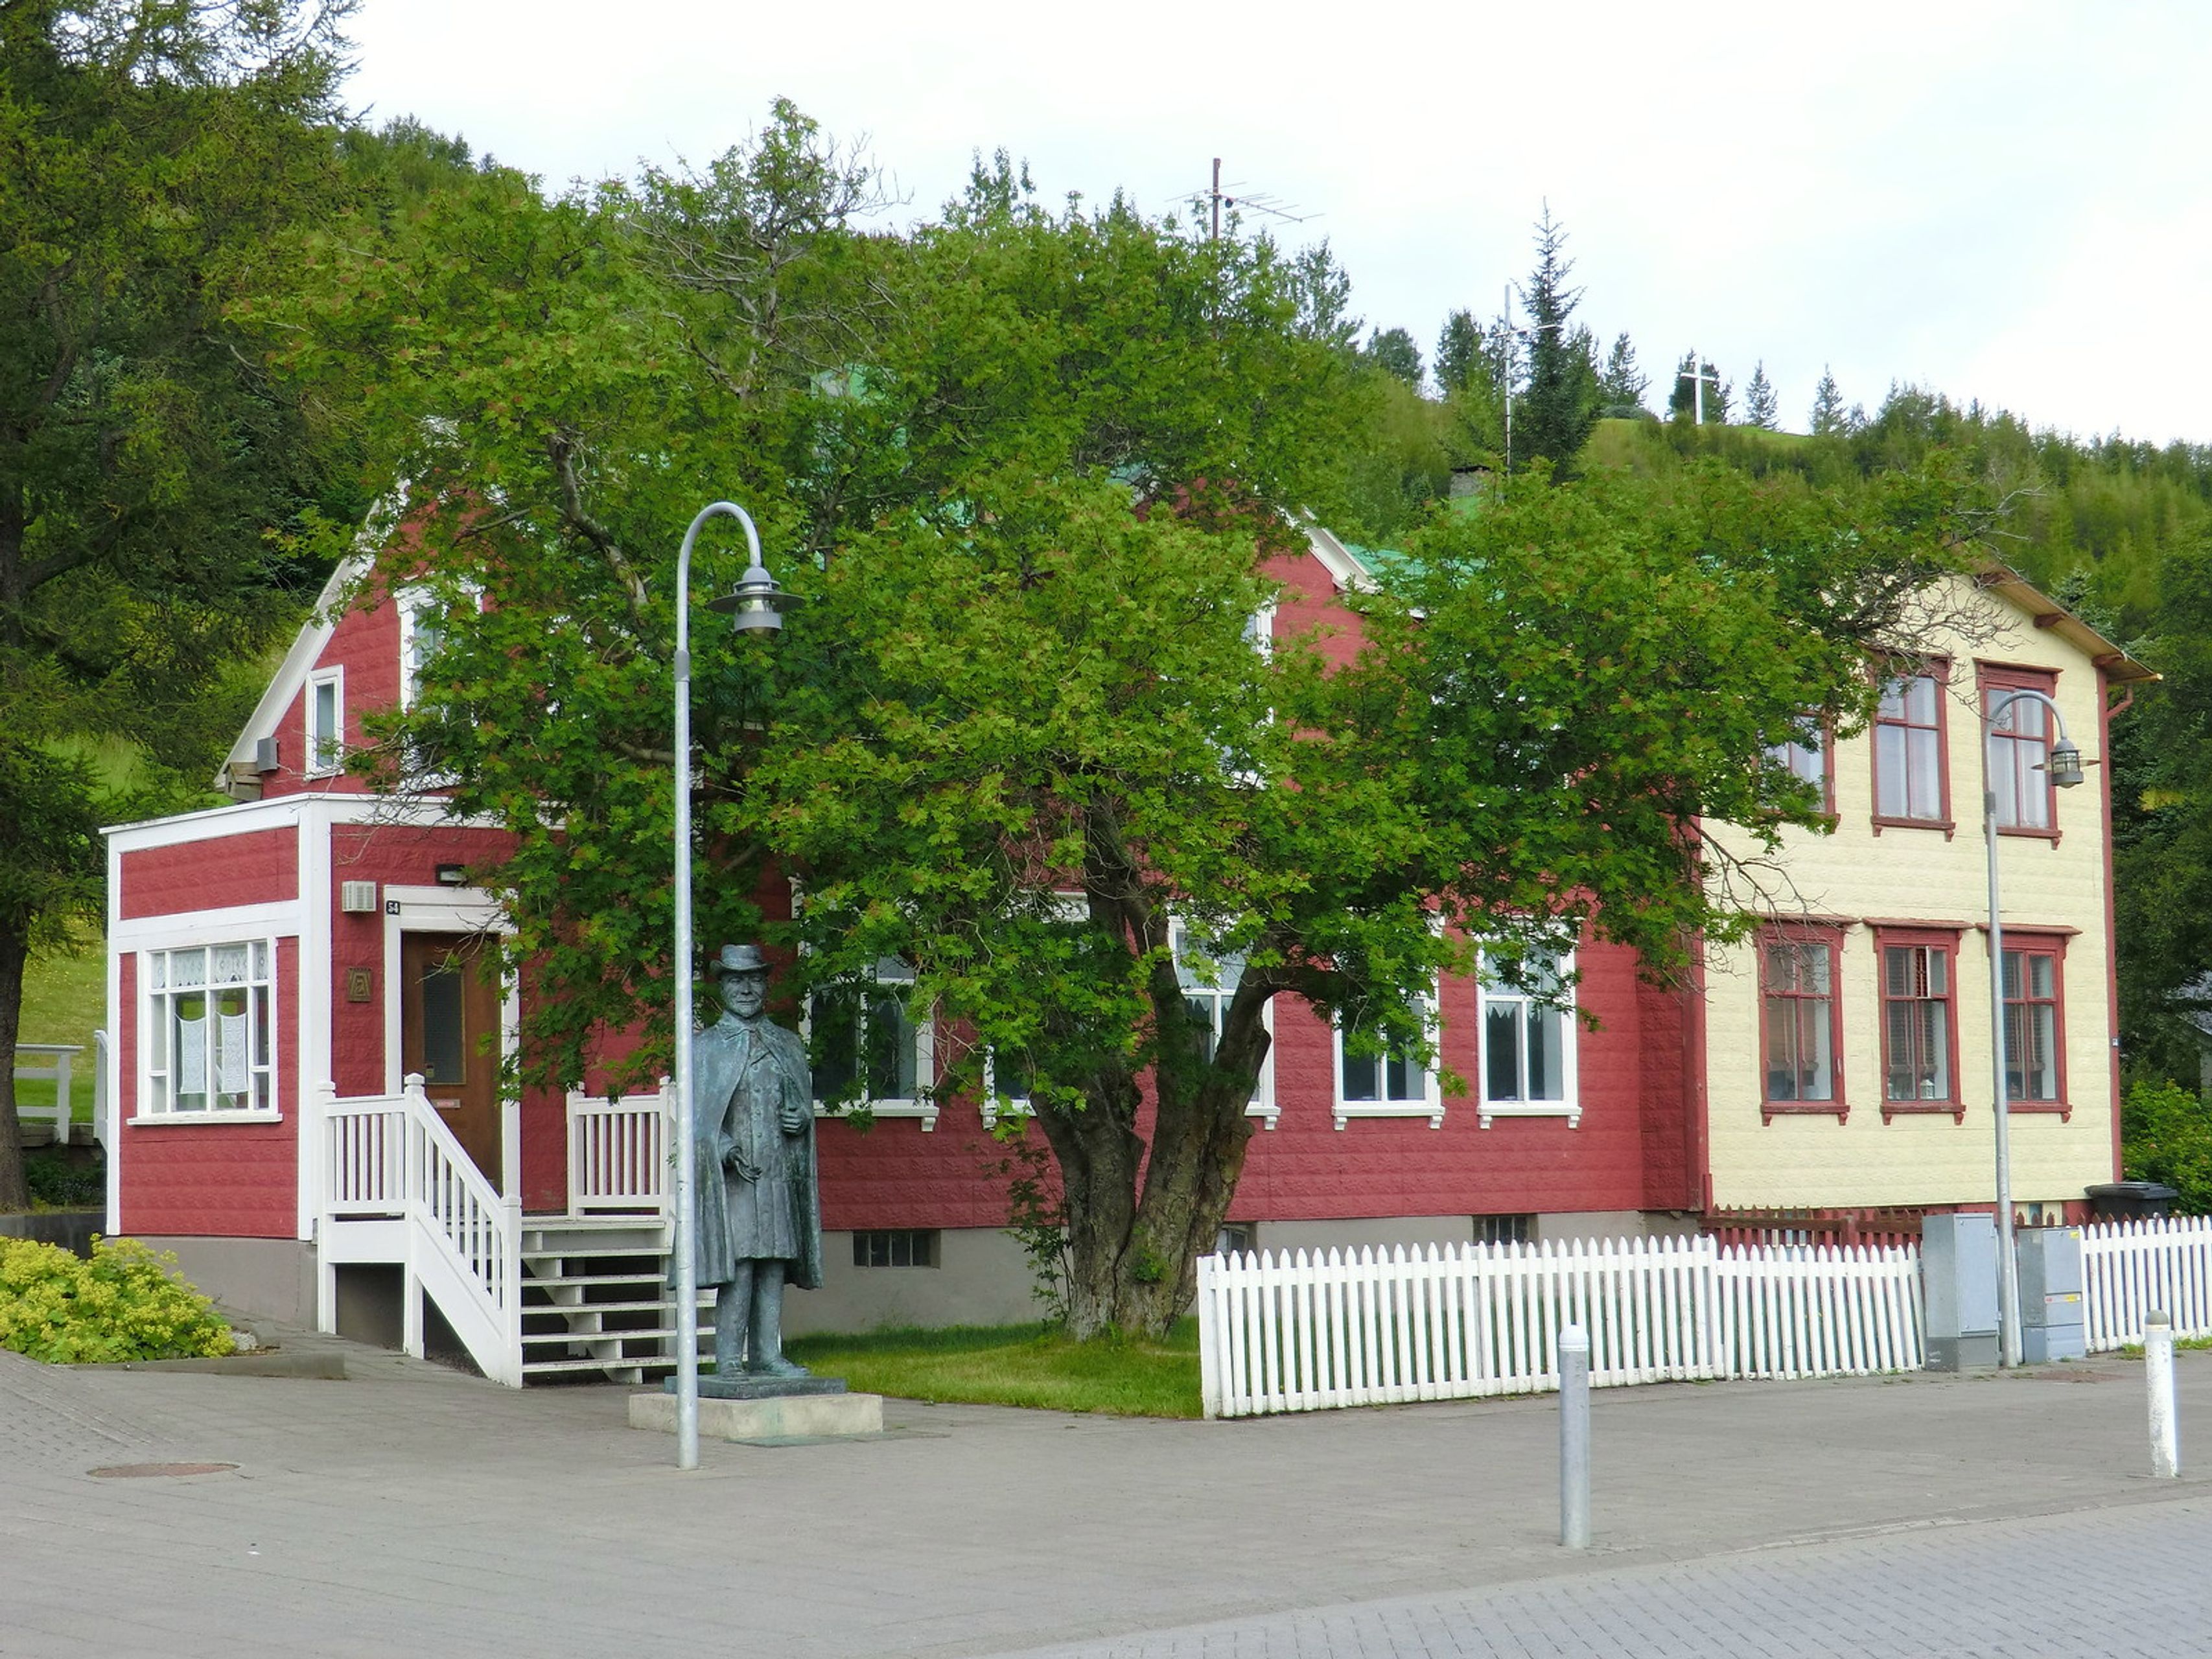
[747,1356,813,1378]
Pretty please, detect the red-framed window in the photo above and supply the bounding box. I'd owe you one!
[1765,723,1835,815]
[1980,664,2062,839]
[1877,926,1962,1119]
[1758,926,1845,1120]
[1872,664,1951,831]
[2001,932,2069,1113]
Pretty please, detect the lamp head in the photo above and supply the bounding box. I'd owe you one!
[2047,739,2086,788]
[708,559,797,634]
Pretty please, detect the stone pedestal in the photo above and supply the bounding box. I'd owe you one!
[629,1385,883,1441]
[682,1373,848,1400]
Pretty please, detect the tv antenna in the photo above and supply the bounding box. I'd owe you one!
[1208,157,1316,241]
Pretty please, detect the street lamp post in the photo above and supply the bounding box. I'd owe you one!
[1983,686,2086,1369]
[670,500,792,1470]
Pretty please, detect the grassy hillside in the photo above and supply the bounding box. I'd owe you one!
[17,942,102,1125]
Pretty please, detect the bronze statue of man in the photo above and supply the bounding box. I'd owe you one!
[690,943,822,1378]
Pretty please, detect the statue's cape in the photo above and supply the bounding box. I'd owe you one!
[688,1015,824,1292]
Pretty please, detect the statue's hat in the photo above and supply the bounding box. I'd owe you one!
[712,942,771,977]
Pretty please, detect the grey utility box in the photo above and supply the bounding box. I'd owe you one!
[2016,1226,2087,1363]
[1922,1212,1999,1371]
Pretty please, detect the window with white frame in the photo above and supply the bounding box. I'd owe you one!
[1478,947,1580,1128]
[809,957,936,1127]
[1334,987,1442,1130]
[145,942,275,1115]
[981,1045,1034,1128]
[397,585,480,780]
[1172,920,1277,1126]
[306,666,344,774]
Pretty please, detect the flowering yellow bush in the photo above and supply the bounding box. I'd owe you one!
[0,1236,235,1363]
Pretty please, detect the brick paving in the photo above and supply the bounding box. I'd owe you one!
[980,1498,2212,1658]
[2,1340,2207,1658]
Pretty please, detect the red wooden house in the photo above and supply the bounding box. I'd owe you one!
[99,526,2136,1384]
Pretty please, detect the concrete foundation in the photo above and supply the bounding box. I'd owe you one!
[628,1388,883,1441]
[133,1236,316,1327]
[0,1210,102,1257]
[788,1228,1041,1335]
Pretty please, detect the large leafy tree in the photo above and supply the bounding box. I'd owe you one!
[265,112,1977,1338]
[0,0,356,1207]
[749,461,1972,1335]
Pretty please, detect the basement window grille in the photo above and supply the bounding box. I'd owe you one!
[853,1229,937,1269]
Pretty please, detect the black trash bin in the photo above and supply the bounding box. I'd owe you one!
[2085,1180,2181,1220]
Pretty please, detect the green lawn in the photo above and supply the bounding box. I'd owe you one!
[16,939,104,1124]
[783,1319,1203,1418]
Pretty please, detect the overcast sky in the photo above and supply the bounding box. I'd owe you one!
[344,1,2211,446]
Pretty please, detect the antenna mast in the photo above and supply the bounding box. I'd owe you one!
[1206,158,1314,242]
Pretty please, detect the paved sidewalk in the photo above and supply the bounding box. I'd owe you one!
[2,1334,2206,1658]
[981,1495,2212,1658]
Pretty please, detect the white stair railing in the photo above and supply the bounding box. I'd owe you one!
[319,1075,522,1386]
[565,1080,673,1214]
[11,1043,80,1142]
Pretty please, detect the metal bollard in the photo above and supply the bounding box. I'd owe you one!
[1559,1323,1591,1548]
[2147,1310,2180,1479]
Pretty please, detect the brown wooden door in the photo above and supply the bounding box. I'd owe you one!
[400,933,503,1192]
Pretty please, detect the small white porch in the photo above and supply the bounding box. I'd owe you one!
[314,1077,708,1386]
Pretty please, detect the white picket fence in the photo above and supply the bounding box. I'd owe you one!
[2082,1215,2212,1351]
[1196,1235,1924,1419]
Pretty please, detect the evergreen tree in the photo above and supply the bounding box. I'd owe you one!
[1598,332,1649,416]
[1434,309,1484,395]
[1362,326,1424,389]
[1514,205,1601,470]
[1810,365,1847,435]
[1745,360,1779,430]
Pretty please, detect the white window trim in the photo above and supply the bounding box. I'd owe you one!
[806,958,938,1131]
[396,583,483,712]
[979,1049,1032,1130]
[305,665,345,776]
[1332,987,1444,1131]
[132,936,283,1124]
[1476,948,1582,1130]
[1172,919,1279,1128]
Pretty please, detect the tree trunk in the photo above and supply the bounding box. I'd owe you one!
[1045,1020,1268,1341]
[1041,1079,1143,1341]
[0,920,35,1213]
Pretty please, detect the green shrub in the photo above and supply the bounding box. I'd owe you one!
[24,1152,103,1210]
[2121,1078,2212,1215]
[0,1236,235,1363]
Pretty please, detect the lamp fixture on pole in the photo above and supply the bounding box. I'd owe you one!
[670,500,794,1470]
[1983,684,2086,1370]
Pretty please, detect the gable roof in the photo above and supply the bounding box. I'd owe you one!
[213,539,380,795]
[1976,563,2158,686]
